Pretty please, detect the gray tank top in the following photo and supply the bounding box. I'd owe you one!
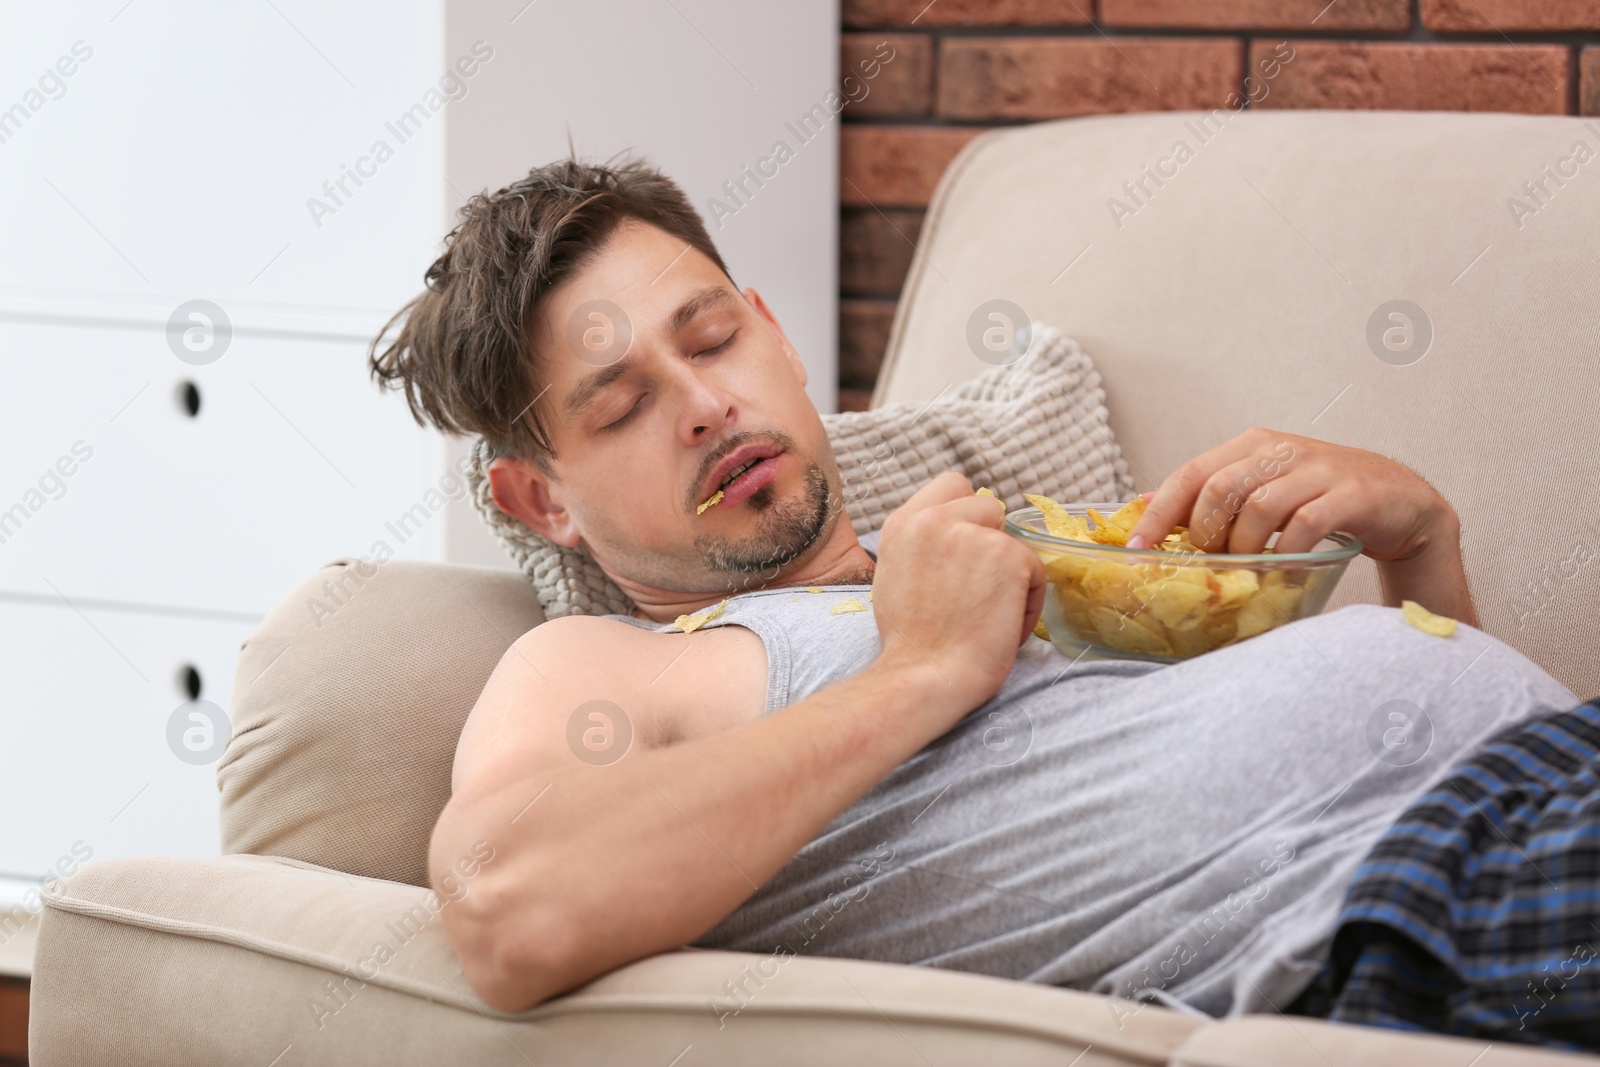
[603,532,1579,1017]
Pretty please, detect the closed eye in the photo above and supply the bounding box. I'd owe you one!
[600,395,644,433]
[698,328,738,356]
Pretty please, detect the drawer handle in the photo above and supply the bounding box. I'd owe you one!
[177,663,202,700]
[176,380,201,418]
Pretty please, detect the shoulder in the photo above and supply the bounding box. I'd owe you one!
[513,613,664,657]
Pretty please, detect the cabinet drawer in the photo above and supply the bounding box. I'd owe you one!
[0,318,437,614]
[0,600,257,881]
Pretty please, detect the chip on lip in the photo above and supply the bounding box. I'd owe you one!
[704,443,782,501]
[696,489,724,515]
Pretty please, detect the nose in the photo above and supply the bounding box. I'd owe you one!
[666,360,734,446]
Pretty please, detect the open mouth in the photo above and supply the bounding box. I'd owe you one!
[698,447,784,514]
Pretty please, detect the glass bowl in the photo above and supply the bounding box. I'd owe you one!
[1005,502,1363,664]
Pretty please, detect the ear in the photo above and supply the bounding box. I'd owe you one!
[487,456,582,548]
[744,287,805,389]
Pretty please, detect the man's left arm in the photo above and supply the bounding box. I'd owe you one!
[1126,427,1479,627]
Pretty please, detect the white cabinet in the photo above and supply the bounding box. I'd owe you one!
[0,600,256,878]
[0,2,450,891]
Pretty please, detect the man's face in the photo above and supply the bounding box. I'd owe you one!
[525,219,843,596]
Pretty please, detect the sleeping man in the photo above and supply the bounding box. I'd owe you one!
[370,157,1596,1047]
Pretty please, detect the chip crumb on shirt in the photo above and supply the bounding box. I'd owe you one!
[674,598,728,633]
[806,586,823,594]
[867,589,873,601]
[1401,599,1458,637]
[830,597,868,615]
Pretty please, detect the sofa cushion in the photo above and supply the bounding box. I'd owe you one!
[467,323,1133,618]
[217,560,544,887]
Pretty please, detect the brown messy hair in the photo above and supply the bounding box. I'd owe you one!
[368,155,732,471]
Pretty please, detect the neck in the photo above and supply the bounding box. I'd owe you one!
[620,512,876,624]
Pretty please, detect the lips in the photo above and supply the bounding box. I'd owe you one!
[697,441,784,511]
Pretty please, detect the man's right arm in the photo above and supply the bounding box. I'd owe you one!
[430,472,1046,1012]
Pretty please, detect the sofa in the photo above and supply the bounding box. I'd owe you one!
[30,111,1600,1064]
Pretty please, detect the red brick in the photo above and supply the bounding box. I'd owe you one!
[1102,0,1408,31]
[1584,47,1600,117]
[840,299,896,387]
[844,0,1091,28]
[937,37,1243,120]
[1250,40,1570,114]
[838,387,876,412]
[0,978,26,1060]
[842,34,932,118]
[1422,0,1600,32]
[841,207,924,295]
[841,126,984,208]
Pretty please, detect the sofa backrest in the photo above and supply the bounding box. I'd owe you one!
[218,558,544,886]
[877,110,1600,698]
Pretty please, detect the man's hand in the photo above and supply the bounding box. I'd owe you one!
[1126,428,1476,624]
[871,471,1046,714]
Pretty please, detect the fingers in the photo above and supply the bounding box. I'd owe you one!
[1128,429,1300,551]
[897,471,974,517]
[1018,549,1046,648]
[1274,484,1352,555]
[1185,457,1314,553]
[936,491,1010,530]
[1127,433,1264,549]
[1220,466,1326,553]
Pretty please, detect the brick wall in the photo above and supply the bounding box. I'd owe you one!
[836,0,1600,410]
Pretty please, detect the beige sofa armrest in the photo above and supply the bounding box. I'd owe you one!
[31,854,1202,1067]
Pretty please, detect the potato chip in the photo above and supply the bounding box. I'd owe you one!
[1211,569,1260,608]
[1402,599,1458,637]
[806,586,823,594]
[1059,586,1097,633]
[1018,491,1329,662]
[1234,591,1280,639]
[696,489,724,515]
[1135,576,1211,628]
[1045,552,1091,584]
[1089,605,1174,657]
[1033,616,1051,640]
[674,598,728,633]
[1024,493,1092,542]
[1080,559,1142,614]
[831,597,868,615]
[1103,497,1148,535]
[1166,618,1213,658]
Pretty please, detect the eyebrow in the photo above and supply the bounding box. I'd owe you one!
[669,284,737,333]
[562,353,637,421]
[561,285,739,421]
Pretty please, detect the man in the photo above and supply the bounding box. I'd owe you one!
[369,158,1580,1027]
